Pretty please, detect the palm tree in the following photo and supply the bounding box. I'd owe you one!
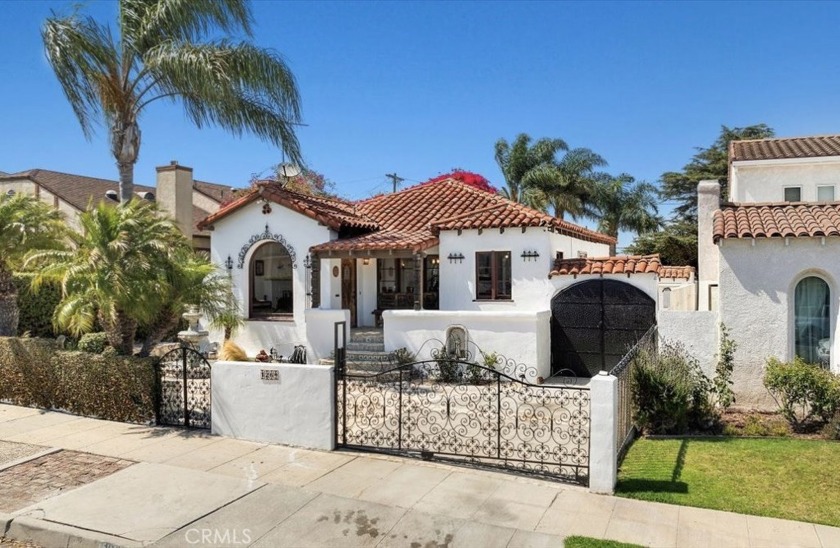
[28,200,187,354]
[43,0,302,203]
[494,134,567,210]
[589,173,663,255]
[0,194,65,336]
[524,148,607,220]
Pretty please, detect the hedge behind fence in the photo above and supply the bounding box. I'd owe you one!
[13,273,62,338]
[0,337,156,423]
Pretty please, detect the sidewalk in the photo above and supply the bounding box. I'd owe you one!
[0,404,837,548]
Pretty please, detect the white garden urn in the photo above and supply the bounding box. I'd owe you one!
[177,305,210,352]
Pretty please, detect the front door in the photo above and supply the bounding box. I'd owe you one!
[341,259,357,327]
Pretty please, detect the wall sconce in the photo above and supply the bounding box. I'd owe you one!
[363,257,370,266]
[225,255,234,270]
[447,253,465,264]
[521,250,540,262]
[303,255,312,269]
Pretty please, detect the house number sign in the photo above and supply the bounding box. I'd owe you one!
[260,369,280,382]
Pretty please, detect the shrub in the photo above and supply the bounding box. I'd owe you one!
[219,340,247,361]
[764,357,840,431]
[13,273,62,337]
[713,323,737,411]
[823,414,840,440]
[466,351,499,385]
[630,339,717,435]
[78,332,110,354]
[435,346,461,383]
[392,347,415,365]
[0,337,155,423]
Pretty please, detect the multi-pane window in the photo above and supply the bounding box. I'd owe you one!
[784,187,801,202]
[476,251,512,300]
[817,185,835,202]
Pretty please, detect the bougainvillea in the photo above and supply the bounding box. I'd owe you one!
[423,170,497,193]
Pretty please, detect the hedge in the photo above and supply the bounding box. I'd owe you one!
[0,337,156,423]
[13,273,62,338]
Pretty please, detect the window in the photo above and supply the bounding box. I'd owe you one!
[662,287,671,309]
[476,251,511,300]
[794,276,830,368]
[250,242,293,319]
[784,187,802,202]
[818,185,835,202]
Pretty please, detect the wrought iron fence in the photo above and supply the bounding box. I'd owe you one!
[609,324,657,461]
[155,346,212,429]
[336,338,591,485]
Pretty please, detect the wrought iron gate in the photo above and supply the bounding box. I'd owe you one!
[335,336,591,485]
[551,279,656,377]
[155,346,212,429]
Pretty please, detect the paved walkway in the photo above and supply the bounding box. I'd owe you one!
[0,404,837,548]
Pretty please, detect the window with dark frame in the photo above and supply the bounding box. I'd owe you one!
[475,251,511,300]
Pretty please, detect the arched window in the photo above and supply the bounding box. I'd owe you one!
[250,242,293,319]
[794,276,830,367]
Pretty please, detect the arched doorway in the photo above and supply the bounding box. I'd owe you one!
[551,279,656,377]
[249,241,293,319]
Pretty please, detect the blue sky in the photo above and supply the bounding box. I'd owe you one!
[2,1,840,248]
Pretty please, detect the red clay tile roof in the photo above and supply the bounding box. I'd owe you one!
[713,202,840,242]
[731,135,840,162]
[548,254,694,280]
[198,182,378,232]
[0,169,213,235]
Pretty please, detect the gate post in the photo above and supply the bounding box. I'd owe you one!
[181,346,189,428]
[589,372,617,494]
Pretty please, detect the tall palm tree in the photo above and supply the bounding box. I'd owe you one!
[28,200,187,354]
[0,194,66,336]
[524,148,607,220]
[589,173,662,255]
[494,134,567,210]
[43,0,302,203]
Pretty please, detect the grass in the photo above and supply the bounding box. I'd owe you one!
[616,437,840,527]
[564,537,642,548]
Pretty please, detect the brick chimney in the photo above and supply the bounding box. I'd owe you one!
[697,180,720,311]
[156,161,193,236]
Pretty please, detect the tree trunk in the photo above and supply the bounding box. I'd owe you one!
[100,309,137,355]
[0,264,19,336]
[110,118,141,203]
[223,326,232,341]
[138,309,181,357]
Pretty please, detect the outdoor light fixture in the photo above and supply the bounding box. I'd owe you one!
[363,258,370,266]
[447,253,465,264]
[225,255,234,270]
[303,255,312,269]
[521,250,540,262]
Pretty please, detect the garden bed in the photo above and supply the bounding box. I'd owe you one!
[616,437,840,527]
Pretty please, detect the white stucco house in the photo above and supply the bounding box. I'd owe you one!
[199,173,694,380]
[687,134,840,407]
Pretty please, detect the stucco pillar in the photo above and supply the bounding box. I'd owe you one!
[589,372,618,494]
[697,180,721,311]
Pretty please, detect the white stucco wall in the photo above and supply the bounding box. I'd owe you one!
[719,236,840,408]
[438,227,611,312]
[383,309,552,379]
[305,308,351,362]
[658,311,719,378]
[730,157,840,203]
[208,199,333,355]
[211,361,334,450]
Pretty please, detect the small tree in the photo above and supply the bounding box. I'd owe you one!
[713,323,737,411]
[209,274,245,342]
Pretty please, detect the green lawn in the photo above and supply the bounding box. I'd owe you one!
[616,437,840,527]
[564,537,641,548]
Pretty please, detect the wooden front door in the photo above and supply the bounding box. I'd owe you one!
[341,259,357,327]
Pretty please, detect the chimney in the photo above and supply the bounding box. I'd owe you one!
[697,180,720,311]
[156,161,193,236]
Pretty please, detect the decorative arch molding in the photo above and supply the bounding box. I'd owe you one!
[236,223,298,269]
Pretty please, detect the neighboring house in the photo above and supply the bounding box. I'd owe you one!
[199,175,694,379]
[0,162,234,251]
[690,134,840,407]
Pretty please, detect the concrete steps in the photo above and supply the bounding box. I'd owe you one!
[320,329,394,374]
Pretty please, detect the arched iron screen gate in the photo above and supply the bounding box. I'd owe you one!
[551,279,656,377]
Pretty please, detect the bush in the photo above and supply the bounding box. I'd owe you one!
[764,357,840,431]
[630,339,717,435]
[219,340,247,361]
[0,337,155,423]
[392,347,415,365]
[435,347,461,383]
[823,414,840,440]
[713,323,737,411]
[78,332,110,354]
[13,273,62,337]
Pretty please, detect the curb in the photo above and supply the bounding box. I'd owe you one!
[0,447,62,474]
[5,516,141,548]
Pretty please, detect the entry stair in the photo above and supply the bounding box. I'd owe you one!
[318,329,395,374]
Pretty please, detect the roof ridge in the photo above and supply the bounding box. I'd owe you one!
[733,134,840,145]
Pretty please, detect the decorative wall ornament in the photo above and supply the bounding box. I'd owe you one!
[236,224,297,269]
[447,252,465,264]
[521,250,540,262]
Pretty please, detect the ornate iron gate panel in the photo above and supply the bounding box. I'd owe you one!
[551,279,656,377]
[336,342,591,485]
[155,346,212,429]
